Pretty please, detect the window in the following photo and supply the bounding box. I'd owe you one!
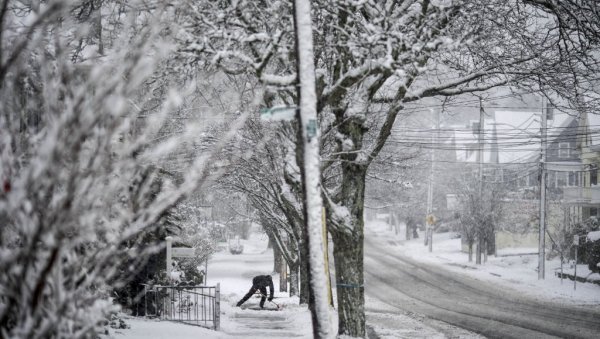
[556,172,567,187]
[591,165,598,186]
[548,171,556,188]
[558,142,570,158]
[568,172,578,186]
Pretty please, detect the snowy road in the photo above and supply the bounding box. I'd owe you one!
[364,237,600,339]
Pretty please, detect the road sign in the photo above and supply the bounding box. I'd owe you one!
[307,118,317,138]
[172,247,196,258]
[260,106,297,121]
[426,214,436,225]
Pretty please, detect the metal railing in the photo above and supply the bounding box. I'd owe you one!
[144,284,220,330]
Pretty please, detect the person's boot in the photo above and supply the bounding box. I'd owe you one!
[236,301,242,307]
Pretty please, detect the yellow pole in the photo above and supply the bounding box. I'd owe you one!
[322,207,333,307]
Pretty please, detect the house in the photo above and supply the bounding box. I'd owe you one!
[452,108,580,251]
[454,108,579,189]
[563,111,600,222]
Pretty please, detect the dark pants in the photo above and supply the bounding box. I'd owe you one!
[238,285,267,307]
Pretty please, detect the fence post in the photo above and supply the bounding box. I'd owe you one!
[165,236,173,278]
[214,283,220,330]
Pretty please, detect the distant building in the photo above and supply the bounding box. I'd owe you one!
[563,110,600,222]
[451,108,580,251]
[454,109,579,197]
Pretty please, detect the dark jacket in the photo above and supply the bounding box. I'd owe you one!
[252,275,274,298]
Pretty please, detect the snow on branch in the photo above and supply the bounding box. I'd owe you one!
[0,2,249,337]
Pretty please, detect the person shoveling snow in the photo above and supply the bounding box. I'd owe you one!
[236,274,275,309]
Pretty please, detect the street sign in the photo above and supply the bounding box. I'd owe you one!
[260,106,297,121]
[172,247,196,258]
[426,214,436,225]
[307,119,317,138]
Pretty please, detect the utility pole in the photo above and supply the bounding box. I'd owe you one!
[425,109,440,252]
[477,98,484,265]
[425,120,433,249]
[293,0,333,337]
[539,97,548,279]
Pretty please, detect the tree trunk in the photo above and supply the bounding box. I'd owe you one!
[325,112,368,337]
[487,232,496,256]
[483,239,488,263]
[280,258,288,292]
[476,234,482,264]
[299,242,310,304]
[273,239,282,274]
[332,230,365,337]
[289,264,299,297]
[468,242,473,262]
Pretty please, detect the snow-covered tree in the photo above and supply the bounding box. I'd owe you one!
[178,1,600,336]
[220,119,308,300]
[0,1,247,337]
[454,173,506,262]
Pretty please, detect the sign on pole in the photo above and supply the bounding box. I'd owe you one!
[165,236,196,280]
[260,106,297,121]
[172,247,195,258]
[166,236,173,276]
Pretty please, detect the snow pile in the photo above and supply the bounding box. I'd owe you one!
[587,231,600,242]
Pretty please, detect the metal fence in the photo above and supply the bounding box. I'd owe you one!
[144,284,220,330]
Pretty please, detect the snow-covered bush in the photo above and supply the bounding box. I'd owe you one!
[0,1,246,337]
[570,220,600,272]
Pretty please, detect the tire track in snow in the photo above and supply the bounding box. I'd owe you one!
[364,237,600,339]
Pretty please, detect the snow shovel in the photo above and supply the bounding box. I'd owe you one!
[258,292,283,310]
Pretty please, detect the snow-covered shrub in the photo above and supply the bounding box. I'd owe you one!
[585,238,600,273]
[178,258,205,285]
[0,2,246,337]
[569,217,600,266]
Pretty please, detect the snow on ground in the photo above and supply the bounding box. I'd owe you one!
[366,220,600,306]
[112,219,600,339]
[365,296,485,339]
[114,227,313,339]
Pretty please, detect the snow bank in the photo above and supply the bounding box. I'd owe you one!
[587,231,600,242]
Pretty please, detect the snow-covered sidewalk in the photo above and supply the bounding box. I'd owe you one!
[113,220,600,339]
[114,229,313,339]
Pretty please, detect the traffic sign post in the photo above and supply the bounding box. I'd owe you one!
[426,214,436,252]
[166,236,173,277]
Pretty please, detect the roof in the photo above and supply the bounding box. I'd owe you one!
[584,112,600,147]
